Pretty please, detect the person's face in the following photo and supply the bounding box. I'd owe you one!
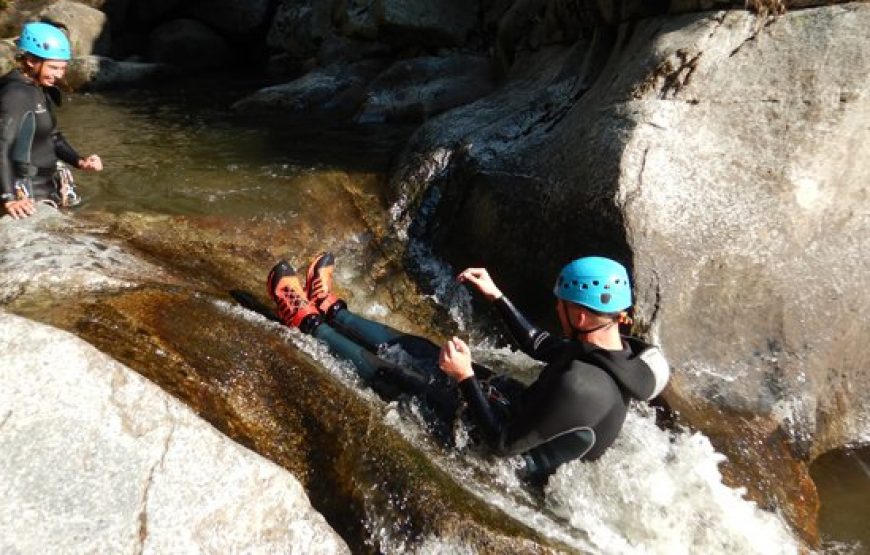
[33,59,68,87]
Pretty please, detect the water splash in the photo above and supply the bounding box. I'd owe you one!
[546,407,800,555]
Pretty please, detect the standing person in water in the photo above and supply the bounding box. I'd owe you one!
[1,21,103,219]
[266,253,670,483]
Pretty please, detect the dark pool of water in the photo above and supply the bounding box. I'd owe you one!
[811,445,870,553]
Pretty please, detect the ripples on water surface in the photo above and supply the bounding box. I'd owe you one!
[61,73,412,218]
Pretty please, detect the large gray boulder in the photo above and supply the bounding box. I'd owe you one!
[148,18,230,70]
[377,0,479,46]
[333,0,480,46]
[356,54,496,123]
[186,0,273,35]
[66,55,174,90]
[134,0,183,25]
[0,310,350,554]
[390,3,869,539]
[267,0,336,59]
[233,59,388,118]
[336,0,380,39]
[39,0,111,57]
[0,40,15,75]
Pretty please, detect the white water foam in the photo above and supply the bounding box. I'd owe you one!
[546,407,799,555]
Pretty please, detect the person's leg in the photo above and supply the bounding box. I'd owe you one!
[311,322,385,381]
[313,320,461,426]
[331,308,411,349]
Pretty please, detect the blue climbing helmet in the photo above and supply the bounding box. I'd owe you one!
[554,256,632,313]
[18,22,72,61]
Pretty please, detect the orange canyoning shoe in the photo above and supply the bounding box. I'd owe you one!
[305,251,345,316]
[267,260,321,330]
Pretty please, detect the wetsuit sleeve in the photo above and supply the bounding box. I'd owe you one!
[52,131,81,167]
[458,377,505,448]
[493,296,564,363]
[44,88,81,167]
[0,87,28,201]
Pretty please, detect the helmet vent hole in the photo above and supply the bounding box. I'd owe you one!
[592,280,599,286]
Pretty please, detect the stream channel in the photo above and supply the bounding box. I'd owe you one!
[2,74,867,554]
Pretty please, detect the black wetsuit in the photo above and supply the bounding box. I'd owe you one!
[0,69,80,204]
[307,296,669,483]
[459,296,668,481]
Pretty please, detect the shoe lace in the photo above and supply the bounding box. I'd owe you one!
[275,286,306,322]
[309,266,333,302]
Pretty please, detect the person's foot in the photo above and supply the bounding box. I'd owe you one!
[305,251,345,316]
[267,260,320,330]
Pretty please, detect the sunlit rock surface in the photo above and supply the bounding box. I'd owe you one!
[66,55,173,91]
[0,310,349,554]
[39,0,111,57]
[388,4,870,545]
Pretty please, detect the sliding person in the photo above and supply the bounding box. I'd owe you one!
[267,253,669,483]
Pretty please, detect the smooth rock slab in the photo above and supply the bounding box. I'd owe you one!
[0,311,349,554]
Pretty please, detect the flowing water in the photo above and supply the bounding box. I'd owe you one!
[4,73,864,553]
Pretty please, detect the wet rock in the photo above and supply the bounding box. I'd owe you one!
[148,18,230,70]
[266,0,336,59]
[0,40,15,75]
[389,4,870,544]
[666,373,821,545]
[668,0,856,14]
[0,209,575,552]
[39,0,112,57]
[377,0,479,46]
[0,311,350,554]
[66,55,173,90]
[56,287,568,552]
[316,35,393,66]
[185,0,272,35]
[336,0,380,40]
[0,207,172,305]
[134,0,183,25]
[232,59,389,119]
[355,54,496,123]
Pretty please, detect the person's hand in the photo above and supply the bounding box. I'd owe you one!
[78,154,103,171]
[439,336,474,382]
[4,199,36,219]
[457,267,503,301]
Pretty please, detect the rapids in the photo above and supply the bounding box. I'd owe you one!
[0,76,850,553]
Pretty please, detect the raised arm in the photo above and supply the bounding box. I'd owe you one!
[457,267,563,363]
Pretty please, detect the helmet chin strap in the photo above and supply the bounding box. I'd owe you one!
[559,301,616,341]
[570,320,616,341]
